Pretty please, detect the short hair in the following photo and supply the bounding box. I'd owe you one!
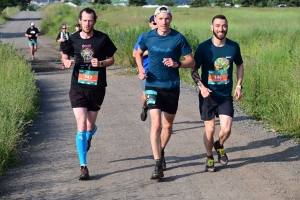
[212,15,227,24]
[79,7,97,21]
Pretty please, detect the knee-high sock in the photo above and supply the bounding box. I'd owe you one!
[86,125,97,140]
[76,131,87,166]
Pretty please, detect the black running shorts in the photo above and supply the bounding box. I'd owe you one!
[199,94,234,120]
[69,88,106,111]
[145,86,180,115]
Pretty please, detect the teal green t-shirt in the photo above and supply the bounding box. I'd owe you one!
[194,38,243,96]
[139,29,192,89]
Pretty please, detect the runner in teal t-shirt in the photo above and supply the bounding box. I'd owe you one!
[135,6,195,180]
[191,14,244,173]
[132,15,157,122]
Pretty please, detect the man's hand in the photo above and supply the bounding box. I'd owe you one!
[60,38,65,42]
[234,87,242,100]
[91,58,100,67]
[200,86,212,98]
[163,58,178,68]
[28,35,32,38]
[138,68,147,80]
[63,59,74,68]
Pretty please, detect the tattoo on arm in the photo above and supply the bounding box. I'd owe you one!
[191,67,201,85]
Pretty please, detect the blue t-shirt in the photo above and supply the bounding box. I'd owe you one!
[139,29,192,89]
[194,38,243,97]
[134,34,149,74]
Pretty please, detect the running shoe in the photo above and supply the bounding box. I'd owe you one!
[79,166,89,180]
[150,165,164,179]
[140,107,148,121]
[205,157,215,172]
[214,140,228,165]
[161,149,166,171]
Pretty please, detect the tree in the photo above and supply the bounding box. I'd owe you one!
[164,0,175,6]
[72,0,81,6]
[94,0,112,4]
[129,0,147,6]
[190,0,210,7]
[0,0,31,12]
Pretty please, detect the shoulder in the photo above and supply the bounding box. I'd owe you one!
[93,30,109,38]
[198,38,211,48]
[226,38,239,47]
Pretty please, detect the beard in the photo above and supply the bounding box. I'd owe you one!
[82,25,94,34]
[213,29,227,40]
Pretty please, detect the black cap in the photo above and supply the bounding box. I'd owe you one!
[75,24,80,27]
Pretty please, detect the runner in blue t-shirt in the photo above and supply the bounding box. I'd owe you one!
[135,6,195,179]
[191,14,244,172]
[133,15,157,122]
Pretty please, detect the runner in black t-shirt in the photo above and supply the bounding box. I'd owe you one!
[56,24,70,69]
[62,7,117,180]
[25,22,39,60]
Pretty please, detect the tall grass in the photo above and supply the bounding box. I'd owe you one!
[0,42,39,178]
[41,4,300,141]
[0,7,20,24]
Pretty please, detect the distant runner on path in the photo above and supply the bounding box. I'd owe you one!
[62,7,117,180]
[191,14,244,172]
[25,22,39,60]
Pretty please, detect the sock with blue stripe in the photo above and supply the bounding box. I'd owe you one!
[76,131,87,166]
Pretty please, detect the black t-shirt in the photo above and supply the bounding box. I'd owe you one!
[63,30,117,90]
[56,32,70,48]
[26,27,39,40]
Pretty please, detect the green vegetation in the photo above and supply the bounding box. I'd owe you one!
[0,43,39,178]
[41,4,300,141]
[0,7,20,24]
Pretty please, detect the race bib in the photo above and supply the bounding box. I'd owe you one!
[208,70,228,85]
[78,70,99,85]
[145,90,157,105]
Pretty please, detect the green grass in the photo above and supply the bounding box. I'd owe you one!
[40,4,300,142]
[0,43,39,178]
[0,7,20,25]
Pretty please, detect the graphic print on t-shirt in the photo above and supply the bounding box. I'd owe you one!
[81,44,94,63]
[208,57,230,85]
[78,44,98,85]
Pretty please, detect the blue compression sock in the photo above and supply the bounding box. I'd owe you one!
[76,131,87,166]
[86,125,98,140]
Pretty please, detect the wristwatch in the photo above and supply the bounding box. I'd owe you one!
[99,61,103,67]
[177,61,182,68]
[236,85,243,89]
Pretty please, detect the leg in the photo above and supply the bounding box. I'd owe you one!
[140,80,148,121]
[60,51,65,69]
[160,112,175,148]
[30,45,34,60]
[218,115,233,145]
[149,109,162,160]
[203,119,216,157]
[86,111,99,151]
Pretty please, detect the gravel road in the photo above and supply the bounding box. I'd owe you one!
[0,11,299,200]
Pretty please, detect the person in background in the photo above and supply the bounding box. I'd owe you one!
[132,15,157,121]
[25,22,39,60]
[74,24,80,33]
[56,23,70,69]
[191,14,244,172]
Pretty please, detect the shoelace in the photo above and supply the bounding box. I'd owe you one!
[218,148,226,157]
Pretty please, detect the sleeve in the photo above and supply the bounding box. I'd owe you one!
[138,32,149,52]
[104,35,117,57]
[234,43,243,66]
[190,44,202,84]
[62,36,74,55]
[36,28,40,34]
[25,28,30,34]
[56,33,60,41]
[180,35,193,56]
[134,34,143,50]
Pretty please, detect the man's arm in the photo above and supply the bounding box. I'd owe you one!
[135,47,146,80]
[179,53,195,68]
[234,63,244,100]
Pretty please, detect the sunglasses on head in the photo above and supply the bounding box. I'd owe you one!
[152,22,157,25]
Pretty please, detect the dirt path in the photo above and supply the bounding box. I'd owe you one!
[0,11,299,200]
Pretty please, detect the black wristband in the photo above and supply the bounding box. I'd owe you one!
[177,61,182,68]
